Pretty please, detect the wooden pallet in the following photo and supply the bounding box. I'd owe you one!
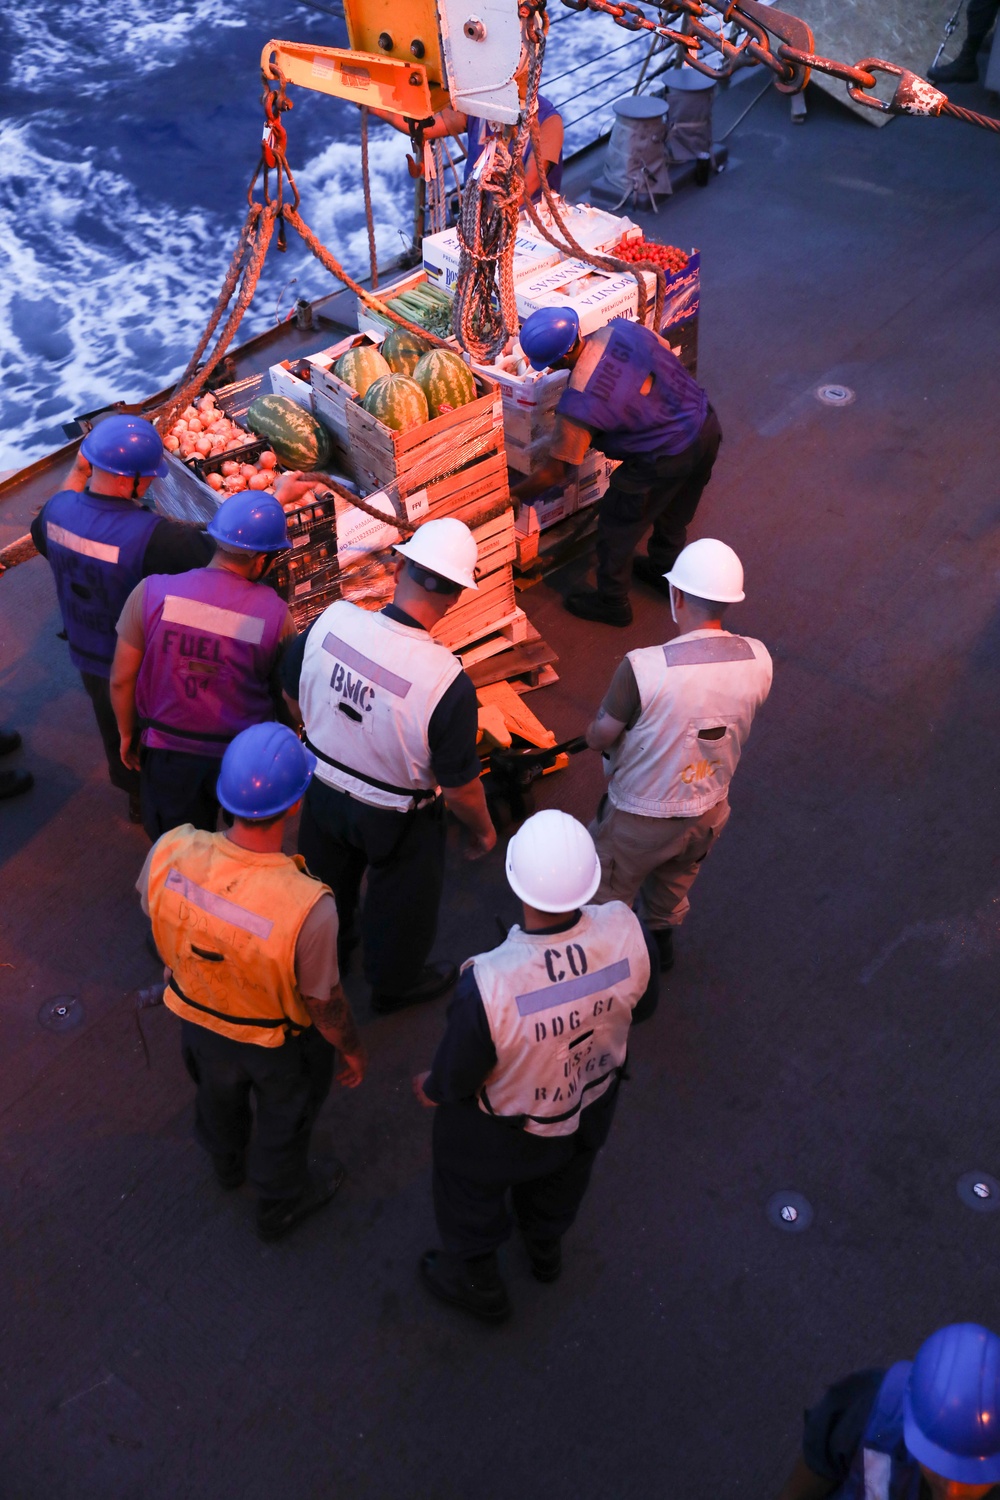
[466,622,559,693]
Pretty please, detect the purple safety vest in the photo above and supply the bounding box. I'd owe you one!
[556,319,708,458]
[135,567,288,757]
[43,489,161,677]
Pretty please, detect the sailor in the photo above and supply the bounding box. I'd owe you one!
[138,722,366,1242]
[280,516,497,1014]
[31,415,213,821]
[927,0,1000,84]
[513,305,721,626]
[110,490,295,841]
[776,1322,1000,1500]
[0,728,33,801]
[414,810,657,1323]
[585,539,772,972]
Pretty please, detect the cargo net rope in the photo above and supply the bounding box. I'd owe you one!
[453,0,668,362]
[150,68,456,451]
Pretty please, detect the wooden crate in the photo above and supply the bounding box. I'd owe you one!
[344,372,504,497]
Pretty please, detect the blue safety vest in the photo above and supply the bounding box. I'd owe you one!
[42,489,161,676]
[465,97,563,197]
[556,319,708,458]
[835,1364,922,1500]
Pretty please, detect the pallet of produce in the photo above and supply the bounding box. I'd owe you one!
[344,352,504,497]
[422,223,562,293]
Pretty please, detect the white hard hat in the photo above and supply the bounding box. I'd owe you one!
[505,809,602,913]
[394,517,479,591]
[665,538,745,603]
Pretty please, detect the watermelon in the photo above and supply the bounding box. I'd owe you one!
[333,343,390,398]
[411,349,477,419]
[381,325,433,378]
[362,374,429,434]
[246,395,332,469]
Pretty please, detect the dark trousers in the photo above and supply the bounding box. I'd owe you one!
[968,0,999,45]
[180,1020,335,1201]
[140,746,221,842]
[297,778,447,994]
[80,670,139,797]
[431,1085,620,1258]
[595,407,723,603]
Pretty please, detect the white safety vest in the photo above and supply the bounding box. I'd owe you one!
[298,600,462,812]
[607,627,772,819]
[471,902,650,1137]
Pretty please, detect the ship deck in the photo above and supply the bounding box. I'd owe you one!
[3,78,1000,1498]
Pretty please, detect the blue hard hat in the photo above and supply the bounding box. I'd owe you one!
[80,414,168,477]
[216,724,316,820]
[207,491,289,553]
[520,307,581,370]
[904,1323,1000,1484]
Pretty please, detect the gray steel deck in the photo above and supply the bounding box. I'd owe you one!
[2,78,1000,1499]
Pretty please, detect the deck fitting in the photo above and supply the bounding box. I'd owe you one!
[957,1171,1000,1212]
[816,384,856,406]
[766,1191,813,1232]
[37,995,83,1032]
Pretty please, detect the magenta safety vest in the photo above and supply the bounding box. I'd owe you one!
[135,568,288,756]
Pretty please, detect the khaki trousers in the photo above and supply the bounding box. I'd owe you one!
[589,795,731,929]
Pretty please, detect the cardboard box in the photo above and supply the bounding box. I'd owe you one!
[517,265,658,337]
[470,360,568,450]
[530,199,638,256]
[515,480,579,534]
[422,225,563,293]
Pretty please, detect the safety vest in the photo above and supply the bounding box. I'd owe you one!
[834,1364,921,1500]
[297,600,462,812]
[43,489,161,676]
[148,825,328,1047]
[607,628,773,819]
[556,319,708,458]
[471,902,650,1137]
[135,567,288,756]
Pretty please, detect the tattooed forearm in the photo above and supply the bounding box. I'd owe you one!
[304,984,362,1054]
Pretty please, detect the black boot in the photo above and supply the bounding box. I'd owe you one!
[522,1234,562,1283]
[0,768,33,800]
[632,556,675,597]
[256,1166,345,1242]
[420,1249,511,1323]
[372,961,457,1015]
[652,927,675,972]
[928,40,981,83]
[565,592,633,627]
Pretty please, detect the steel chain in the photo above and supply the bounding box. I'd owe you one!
[558,0,1000,129]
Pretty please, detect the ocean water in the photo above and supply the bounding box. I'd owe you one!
[1,0,651,470]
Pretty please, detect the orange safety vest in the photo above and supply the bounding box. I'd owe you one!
[148,825,329,1047]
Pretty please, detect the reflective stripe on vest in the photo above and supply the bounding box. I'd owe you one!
[471,903,650,1138]
[149,826,327,1047]
[607,629,773,819]
[135,569,287,755]
[555,320,708,459]
[46,523,120,564]
[42,490,161,676]
[298,600,462,812]
[834,1364,920,1500]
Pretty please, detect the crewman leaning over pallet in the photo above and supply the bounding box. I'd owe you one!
[512,305,721,628]
[279,506,497,1016]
